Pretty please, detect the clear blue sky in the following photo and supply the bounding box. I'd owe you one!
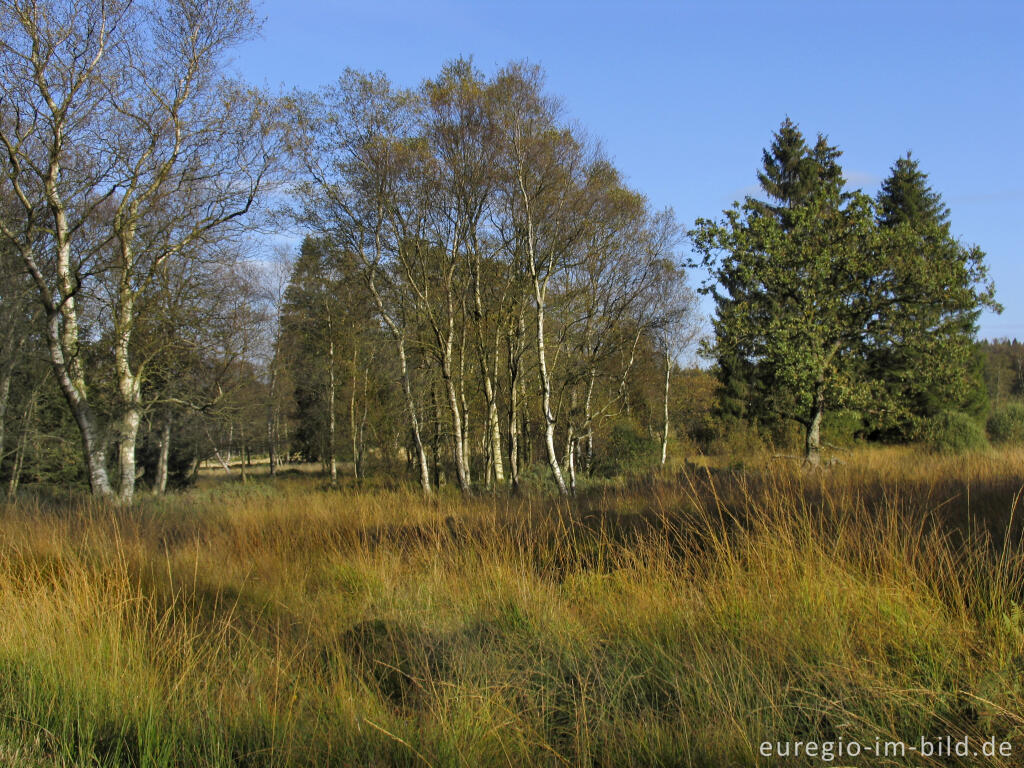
[233,0,1023,340]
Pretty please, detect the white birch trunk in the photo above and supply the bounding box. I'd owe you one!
[350,346,360,481]
[44,298,113,496]
[483,377,503,486]
[397,337,432,494]
[535,293,568,496]
[506,317,525,489]
[442,360,470,491]
[508,375,520,489]
[327,335,338,485]
[517,165,568,496]
[114,254,143,503]
[805,387,824,467]
[156,419,171,494]
[565,427,577,495]
[661,350,671,467]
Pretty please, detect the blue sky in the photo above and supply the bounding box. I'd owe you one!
[233,0,1023,340]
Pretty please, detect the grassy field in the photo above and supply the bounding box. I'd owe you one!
[3,447,1024,766]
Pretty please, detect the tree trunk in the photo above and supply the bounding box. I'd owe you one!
[506,319,524,490]
[0,355,13,474]
[471,243,505,486]
[118,407,142,502]
[431,383,442,488]
[441,356,471,492]
[155,419,171,494]
[356,374,368,480]
[17,159,114,497]
[327,336,338,485]
[267,415,276,477]
[486,379,504,484]
[206,425,232,475]
[522,378,533,468]
[804,389,824,466]
[267,352,278,477]
[458,321,472,488]
[478,330,504,486]
[535,295,568,496]
[112,237,146,505]
[661,350,671,466]
[397,338,431,495]
[7,385,38,500]
[42,304,114,497]
[584,367,596,474]
[508,369,520,490]
[516,154,569,496]
[565,427,577,495]
[350,345,360,481]
[365,270,431,496]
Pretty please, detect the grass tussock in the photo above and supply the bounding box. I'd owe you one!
[2,448,1024,766]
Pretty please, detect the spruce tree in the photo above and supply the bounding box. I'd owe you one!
[877,153,950,230]
[866,154,996,438]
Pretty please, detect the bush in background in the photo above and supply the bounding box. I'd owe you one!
[923,410,989,454]
[593,419,660,477]
[706,418,768,458]
[987,402,1024,445]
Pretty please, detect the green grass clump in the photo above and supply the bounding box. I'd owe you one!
[1,448,1024,765]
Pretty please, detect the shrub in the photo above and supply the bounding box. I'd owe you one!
[923,410,989,454]
[707,418,768,458]
[987,402,1024,445]
[593,419,659,477]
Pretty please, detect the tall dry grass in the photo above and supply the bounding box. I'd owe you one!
[1,447,1024,766]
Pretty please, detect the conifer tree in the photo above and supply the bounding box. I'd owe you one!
[866,153,996,437]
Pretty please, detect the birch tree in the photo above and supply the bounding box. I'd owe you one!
[557,166,685,485]
[289,71,434,495]
[492,63,592,495]
[0,0,278,500]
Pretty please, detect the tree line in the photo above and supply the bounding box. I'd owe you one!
[0,0,1005,501]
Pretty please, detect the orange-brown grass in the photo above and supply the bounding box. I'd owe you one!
[1,448,1024,766]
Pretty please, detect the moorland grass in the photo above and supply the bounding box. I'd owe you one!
[1,447,1024,766]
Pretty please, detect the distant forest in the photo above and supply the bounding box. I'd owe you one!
[0,2,1016,502]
